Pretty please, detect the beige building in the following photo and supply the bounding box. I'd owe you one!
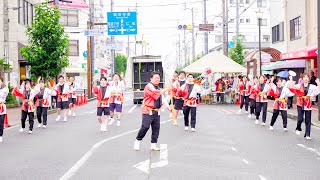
[268,0,318,75]
[0,0,44,81]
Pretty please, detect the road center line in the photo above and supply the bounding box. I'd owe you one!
[59,117,182,180]
[231,147,238,152]
[242,159,249,165]
[259,175,267,180]
[128,105,138,113]
[297,144,320,158]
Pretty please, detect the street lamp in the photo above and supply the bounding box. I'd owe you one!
[256,9,263,76]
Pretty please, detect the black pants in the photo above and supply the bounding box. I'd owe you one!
[183,106,197,128]
[136,113,160,143]
[37,106,48,125]
[270,109,287,128]
[0,115,4,136]
[21,110,34,131]
[256,102,268,122]
[217,93,224,103]
[296,106,312,137]
[287,96,293,109]
[249,98,256,115]
[240,95,249,111]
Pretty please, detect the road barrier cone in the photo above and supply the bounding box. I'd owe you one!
[4,114,11,128]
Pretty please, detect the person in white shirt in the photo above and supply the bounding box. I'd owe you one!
[108,73,125,126]
[0,77,9,142]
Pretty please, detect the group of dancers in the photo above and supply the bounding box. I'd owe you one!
[237,73,320,140]
[0,73,126,143]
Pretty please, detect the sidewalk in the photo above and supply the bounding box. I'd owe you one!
[267,101,320,128]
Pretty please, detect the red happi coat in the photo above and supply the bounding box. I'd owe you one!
[238,81,251,96]
[289,83,319,110]
[55,83,70,102]
[34,85,56,108]
[12,87,35,112]
[142,83,167,115]
[179,83,201,107]
[92,85,114,107]
[172,79,186,99]
[268,84,294,110]
[249,82,256,100]
[254,83,270,103]
[0,87,9,115]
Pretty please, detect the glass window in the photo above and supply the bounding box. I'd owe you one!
[230,19,235,23]
[290,16,301,40]
[69,40,79,56]
[246,19,250,23]
[240,19,244,23]
[246,0,250,4]
[60,9,79,27]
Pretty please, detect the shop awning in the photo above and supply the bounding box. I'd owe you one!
[49,0,89,9]
[280,46,318,60]
[261,61,285,71]
[273,60,306,69]
[245,48,282,62]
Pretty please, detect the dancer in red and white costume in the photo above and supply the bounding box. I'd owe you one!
[108,73,125,127]
[92,77,116,132]
[268,78,294,131]
[179,74,202,132]
[288,73,320,140]
[54,75,70,122]
[238,76,251,114]
[68,77,78,117]
[0,77,9,142]
[253,76,271,125]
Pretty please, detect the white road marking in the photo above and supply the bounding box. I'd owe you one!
[242,159,249,165]
[297,144,320,158]
[220,109,232,114]
[259,175,267,180]
[128,105,138,113]
[134,144,168,174]
[59,117,182,180]
[231,147,238,152]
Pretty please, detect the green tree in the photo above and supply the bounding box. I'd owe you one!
[115,53,128,76]
[20,3,69,81]
[0,58,11,73]
[228,35,245,65]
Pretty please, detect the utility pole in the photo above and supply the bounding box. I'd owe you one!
[134,3,138,55]
[184,29,187,65]
[178,34,181,67]
[203,0,208,54]
[110,0,115,74]
[86,0,95,98]
[236,0,239,38]
[222,0,228,56]
[191,8,195,61]
[2,0,9,81]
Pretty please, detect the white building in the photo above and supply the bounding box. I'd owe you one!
[210,0,271,52]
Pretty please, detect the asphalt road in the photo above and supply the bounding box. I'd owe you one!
[1,94,320,180]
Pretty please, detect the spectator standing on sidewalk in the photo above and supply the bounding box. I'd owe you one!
[0,78,9,142]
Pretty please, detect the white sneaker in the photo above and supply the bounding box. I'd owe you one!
[0,137,3,142]
[134,140,140,151]
[269,126,274,131]
[245,111,248,114]
[28,130,32,134]
[238,109,242,114]
[42,125,46,129]
[255,120,259,125]
[19,128,24,133]
[117,120,120,126]
[305,136,312,140]
[191,128,196,132]
[56,115,61,122]
[68,110,72,116]
[72,113,76,117]
[150,143,160,151]
[108,118,115,126]
[63,117,67,122]
[261,123,266,126]
[100,124,107,132]
[184,127,189,131]
[284,128,288,132]
[296,130,301,135]
[173,121,177,126]
[248,114,252,118]
[37,124,42,128]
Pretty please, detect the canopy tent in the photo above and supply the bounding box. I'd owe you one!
[182,51,247,73]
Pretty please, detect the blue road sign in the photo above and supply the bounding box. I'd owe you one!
[107,12,137,35]
[228,41,235,48]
